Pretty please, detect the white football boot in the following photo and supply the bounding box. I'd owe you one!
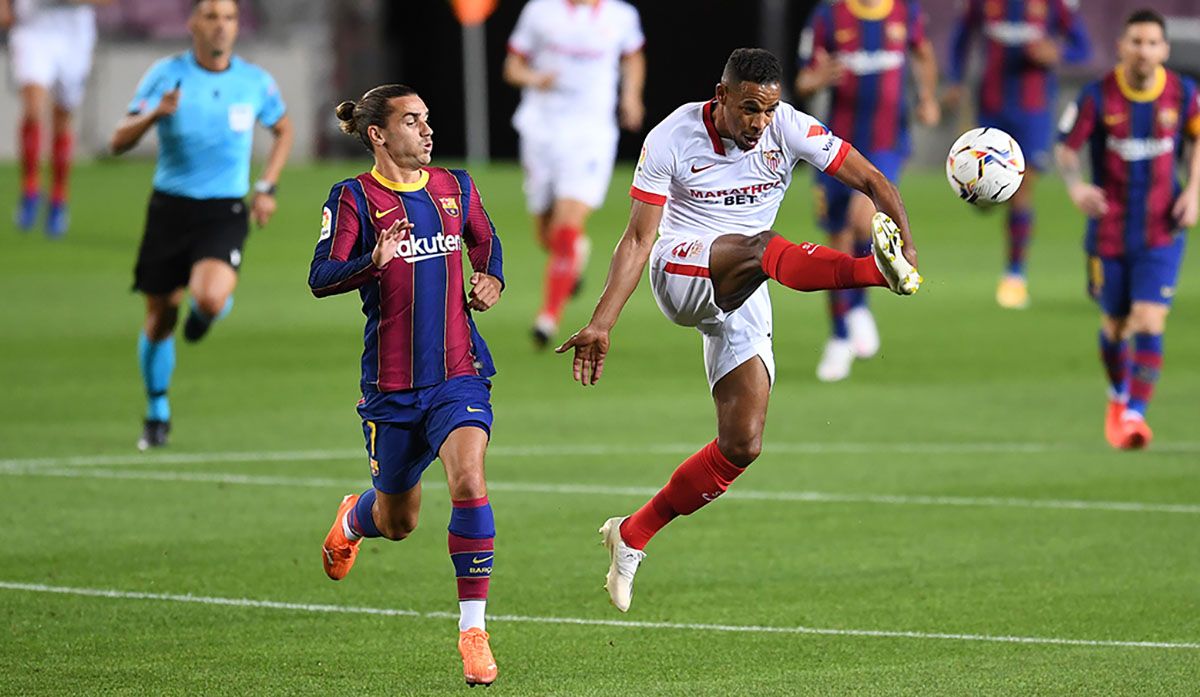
[599,516,645,612]
[816,338,854,382]
[845,306,880,359]
[871,212,922,295]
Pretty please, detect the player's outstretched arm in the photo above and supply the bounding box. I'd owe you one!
[555,200,663,386]
[832,148,918,266]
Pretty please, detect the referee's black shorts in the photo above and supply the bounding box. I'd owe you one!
[132,190,250,295]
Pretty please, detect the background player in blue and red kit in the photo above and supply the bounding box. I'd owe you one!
[309,84,504,687]
[947,0,1090,309]
[1056,9,1199,451]
[796,0,939,382]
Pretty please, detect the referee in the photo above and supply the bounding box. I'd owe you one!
[110,0,294,450]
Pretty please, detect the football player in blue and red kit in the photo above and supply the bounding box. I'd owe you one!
[796,0,939,381]
[1056,9,1199,450]
[309,84,504,686]
[947,0,1090,308]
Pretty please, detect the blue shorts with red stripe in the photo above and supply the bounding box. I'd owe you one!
[816,149,907,234]
[356,375,494,494]
[979,109,1054,172]
[1087,235,1186,317]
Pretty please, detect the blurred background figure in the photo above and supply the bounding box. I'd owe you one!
[945,0,1091,309]
[503,0,646,349]
[1,0,111,238]
[796,0,939,382]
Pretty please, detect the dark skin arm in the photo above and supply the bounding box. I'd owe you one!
[830,147,918,266]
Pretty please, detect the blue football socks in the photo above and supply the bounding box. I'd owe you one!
[138,332,175,421]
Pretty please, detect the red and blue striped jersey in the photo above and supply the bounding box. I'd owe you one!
[1059,67,1200,257]
[800,0,928,153]
[308,167,504,392]
[950,0,1090,115]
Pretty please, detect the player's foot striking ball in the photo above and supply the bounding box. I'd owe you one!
[310,84,506,685]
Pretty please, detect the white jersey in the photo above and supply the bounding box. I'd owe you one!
[631,100,849,241]
[507,0,644,134]
[13,0,95,34]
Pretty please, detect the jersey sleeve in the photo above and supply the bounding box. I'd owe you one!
[127,58,174,115]
[456,171,506,288]
[1051,0,1091,65]
[507,2,539,58]
[629,126,675,206]
[948,0,981,84]
[908,1,929,50]
[619,5,645,55]
[257,70,287,127]
[1057,84,1098,150]
[778,105,851,175]
[1184,79,1200,140]
[308,181,379,297]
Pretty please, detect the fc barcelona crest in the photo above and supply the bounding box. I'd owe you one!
[886,22,907,43]
[439,197,460,217]
[1159,108,1179,129]
[762,148,783,172]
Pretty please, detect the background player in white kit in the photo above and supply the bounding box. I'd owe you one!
[1,0,109,238]
[503,0,646,348]
[557,49,922,612]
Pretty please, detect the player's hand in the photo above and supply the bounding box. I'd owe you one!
[916,95,940,127]
[532,72,556,90]
[819,56,845,88]
[555,323,610,386]
[1068,182,1109,219]
[250,193,276,228]
[155,85,182,120]
[941,84,964,112]
[372,218,413,269]
[1025,38,1061,67]
[468,273,502,312]
[619,97,645,132]
[1172,188,1200,229]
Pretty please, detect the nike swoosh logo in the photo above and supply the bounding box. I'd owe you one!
[466,406,486,413]
[375,205,400,219]
[691,163,716,173]
[471,555,494,564]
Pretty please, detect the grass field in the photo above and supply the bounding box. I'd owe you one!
[1,159,1198,695]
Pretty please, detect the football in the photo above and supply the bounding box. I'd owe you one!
[945,127,1026,207]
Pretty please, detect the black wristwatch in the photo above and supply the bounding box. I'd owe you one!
[253,180,277,196]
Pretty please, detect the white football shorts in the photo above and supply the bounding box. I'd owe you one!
[518,127,619,214]
[8,19,96,110]
[649,233,776,391]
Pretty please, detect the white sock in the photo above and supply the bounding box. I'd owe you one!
[342,512,361,541]
[459,599,486,632]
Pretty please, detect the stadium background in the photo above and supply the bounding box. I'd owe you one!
[2,2,1199,694]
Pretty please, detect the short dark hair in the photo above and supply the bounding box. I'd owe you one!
[1125,8,1167,37]
[335,84,418,151]
[721,48,782,87]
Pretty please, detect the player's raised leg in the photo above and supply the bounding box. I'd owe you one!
[137,292,182,450]
[611,356,767,611]
[439,425,498,687]
[183,258,238,343]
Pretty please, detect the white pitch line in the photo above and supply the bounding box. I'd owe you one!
[3,440,1200,471]
[2,464,1199,515]
[0,581,1195,651]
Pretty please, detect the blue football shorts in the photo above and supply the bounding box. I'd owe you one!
[1087,235,1186,318]
[816,149,907,234]
[356,375,494,494]
[979,109,1054,172]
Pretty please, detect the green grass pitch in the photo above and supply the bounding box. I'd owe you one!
[1,159,1198,695]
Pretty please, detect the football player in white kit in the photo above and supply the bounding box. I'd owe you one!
[503,0,646,348]
[557,49,922,612]
[1,0,108,237]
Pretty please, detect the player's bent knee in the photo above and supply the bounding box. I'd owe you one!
[378,514,418,541]
[193,295,229,318]
[717,436,762,468]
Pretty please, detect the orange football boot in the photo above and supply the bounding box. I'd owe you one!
[458,627,498,687]
[322,494,361,580]
[996,274,1030,309]
[1117,414,1153,450]
[1104,400,1125,449]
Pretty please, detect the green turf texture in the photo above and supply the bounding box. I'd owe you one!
[1,160,1197,695]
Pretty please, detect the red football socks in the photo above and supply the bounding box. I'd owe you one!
[761,235,885,291]
[20,119,40,197]
[51,131,73,205]
[539,224,581,323]
[620,440,746,550]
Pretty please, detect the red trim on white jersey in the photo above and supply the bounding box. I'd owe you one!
[701,101,726,156]
[630,185,667,206]
[663,262,710,278]
[506,42,530,58]
[824,140,851,176]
